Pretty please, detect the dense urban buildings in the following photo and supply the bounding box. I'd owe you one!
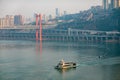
[103,0,120,10]
[0,15,24,28]
[0,2,120,29]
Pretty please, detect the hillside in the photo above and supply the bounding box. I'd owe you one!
[56,7,120,31]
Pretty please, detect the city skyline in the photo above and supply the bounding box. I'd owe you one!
[0,0,101,18]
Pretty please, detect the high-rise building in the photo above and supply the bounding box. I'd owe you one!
[114,0,118,8]
[118,0,120,7]
[114,0,120,8]
[56,8,59,18]
[0,18,9,28]
[14,15,24,25]
[6,15,14,26]
[0,15,14,28]
[0,18,5,28]
[48,14,52,20]
[64,11,67,16]
[111,0,115,8]
[42,14,46,22]
[102,0,109,10]
[110,0,120,8]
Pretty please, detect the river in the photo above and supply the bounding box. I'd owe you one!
[0,40,120,80]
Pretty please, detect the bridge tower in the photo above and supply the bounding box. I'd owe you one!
[39,14,42,41]
[35,14,42,53]
[35,14,42,41]
[36,14,39,41]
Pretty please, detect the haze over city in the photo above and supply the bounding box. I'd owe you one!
[0,0,120,80]
[0,0,101,17]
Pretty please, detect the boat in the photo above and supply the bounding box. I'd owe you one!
[55,59,76,69]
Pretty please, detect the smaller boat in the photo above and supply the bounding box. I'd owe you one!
[55,59,76,69]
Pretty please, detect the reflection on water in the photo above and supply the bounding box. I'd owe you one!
[0,40,120,80]
[36,40,42,54]
[56,68,76,74]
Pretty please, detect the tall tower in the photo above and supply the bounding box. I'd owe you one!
[56,8,59,18]
[103,0,109,10]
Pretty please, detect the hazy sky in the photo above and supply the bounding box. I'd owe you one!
[0,0,102,18]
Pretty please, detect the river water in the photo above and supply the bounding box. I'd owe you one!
[0,40,120,80]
